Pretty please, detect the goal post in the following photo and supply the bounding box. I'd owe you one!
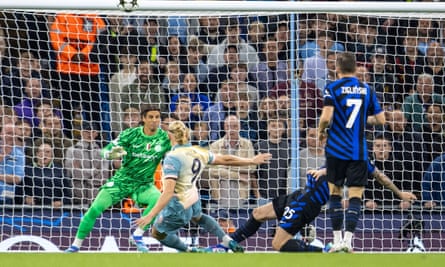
[1,1,445,253]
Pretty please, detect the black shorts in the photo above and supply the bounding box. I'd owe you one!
[326,157,368,187]
[272,190,322,236]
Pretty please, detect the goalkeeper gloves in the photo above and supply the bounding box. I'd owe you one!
[105,146,127,159]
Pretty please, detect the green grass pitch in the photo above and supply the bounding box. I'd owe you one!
[1,253,445,267]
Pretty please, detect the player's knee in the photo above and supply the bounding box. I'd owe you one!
[348,187,364,199]
[252,207,266,222]
[151,227,166,241]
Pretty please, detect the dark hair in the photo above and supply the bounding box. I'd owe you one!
[336,52,356,74]
[140,104,161,117]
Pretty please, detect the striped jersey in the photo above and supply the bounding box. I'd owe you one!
[323,77,382,160]
[162,144,214,209]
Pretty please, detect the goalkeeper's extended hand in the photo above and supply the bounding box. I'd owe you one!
[106,146,127,159]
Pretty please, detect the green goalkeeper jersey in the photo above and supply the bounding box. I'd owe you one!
[103,126,171,189]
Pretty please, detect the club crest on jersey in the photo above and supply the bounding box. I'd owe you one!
[154,144,162,152]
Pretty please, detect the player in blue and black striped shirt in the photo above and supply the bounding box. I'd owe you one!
[227,164,415,252]
[318,52,385,252]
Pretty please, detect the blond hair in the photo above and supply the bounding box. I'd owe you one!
[168,121,190,145]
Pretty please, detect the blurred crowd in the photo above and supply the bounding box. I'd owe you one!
[0,9,444,214]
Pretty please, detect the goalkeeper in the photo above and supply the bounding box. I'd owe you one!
[65,104,171,253]
[229,162,417,252]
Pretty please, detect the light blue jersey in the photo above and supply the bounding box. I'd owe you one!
[162,144,214,209]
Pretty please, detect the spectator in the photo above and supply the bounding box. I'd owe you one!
[255,119,288,203]
[49,13,106,135]
[158,36,187,74]
[179,37,209,83]
[236,93,258,143]
[368,46,401,105]
[384,109,424,200]
[257,96,278,141]
[422,153,445,209]
[13,77,51,128]
[0,105,17,126]
[191,121,211,148]
[205,82,238,142]
[209,115,256,209]
[171,96,195,129]
[402,73,445,132]
[122,107,141,130]
[345,17,380,63]
[364,134,403,210]
[416,18,438,56]
[65,122,111,205]
[421,103,445,165]
[247,21,266,53]
[229,63,258,104]
[395,28,424,96]
[207,18,259,70]
[299,127,325,188]
[22,139,72,207]
[170,73,210,121]
[275,20,290,61]
[422,41,445,95]
[161,61,182,100]
[109,48,138,135]
[204,45,240,101]
[197,16,224,50]
[34,114,73,166]
[0,32,13,107]
[7,51,42,107]
[120,60,166,113]
[300,20,344,60]
[250,38,288,98]
[91,15,138,82]
[0,123,25,204]
[137,18,166,66]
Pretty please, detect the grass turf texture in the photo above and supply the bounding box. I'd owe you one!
[1,253,445,267]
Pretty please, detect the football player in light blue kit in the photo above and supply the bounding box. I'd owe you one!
[135,121,272,252]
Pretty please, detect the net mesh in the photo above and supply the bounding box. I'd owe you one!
[0,8,445,252]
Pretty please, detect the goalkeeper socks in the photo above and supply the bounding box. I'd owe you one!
[72,238,83,248]
[329,195,343,231]
[230,216,262,243]
[345,197,361,233]
[133,227,145,237]
[160,234,188,252]
[279,239,322,252]
[197,214,226,240]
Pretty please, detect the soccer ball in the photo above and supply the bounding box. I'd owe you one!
[118,0,138,12]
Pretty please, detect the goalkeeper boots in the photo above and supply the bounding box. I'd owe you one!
[228,240,244,253]
[130,235,149,253]
[64,245,80,253]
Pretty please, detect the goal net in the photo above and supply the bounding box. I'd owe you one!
[1,0,445,252]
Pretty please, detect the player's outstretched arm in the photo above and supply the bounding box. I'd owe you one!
[212,153,272,166]
[372,168,417,202]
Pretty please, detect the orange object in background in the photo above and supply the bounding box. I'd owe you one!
[154,163,163,191]
[218,218,236,233]
[121,198,140,214]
